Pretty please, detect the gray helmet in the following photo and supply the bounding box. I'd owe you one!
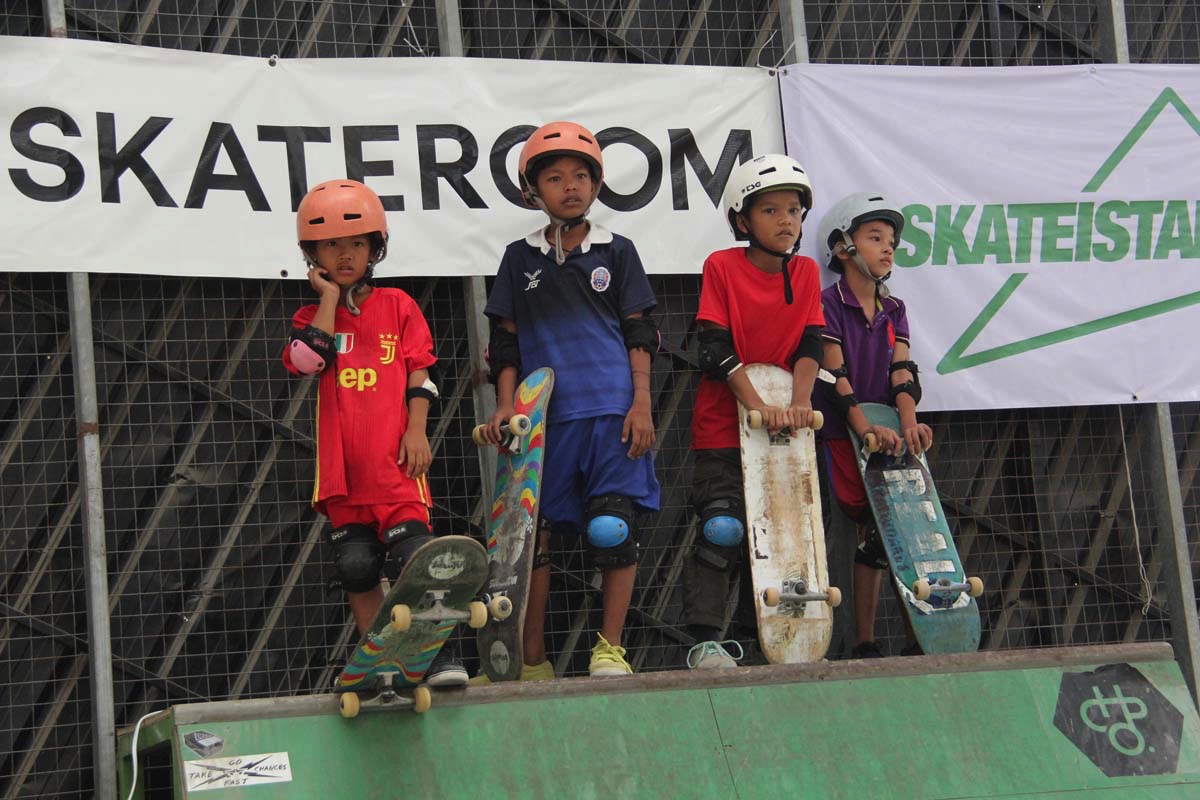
[816,192,904,273]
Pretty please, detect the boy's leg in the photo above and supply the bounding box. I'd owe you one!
[521,525,553,667]
[599,564,636,645]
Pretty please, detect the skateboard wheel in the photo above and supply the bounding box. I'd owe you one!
[826,586,842,608]
[339,692,361,719]
[413,686,432,714]
[508,415,532,436]
[747,409,764,430]
[471,424,489,447]
[810,410,824,431]
[390,604,413,632]
[490,595,513,620]
[468,601,488,629]
[864,432,880,454]
[967,576,984,598]
[762,587,781,607]
[913,579,932,601]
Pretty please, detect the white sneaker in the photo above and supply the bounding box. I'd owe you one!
[686,640,744,670]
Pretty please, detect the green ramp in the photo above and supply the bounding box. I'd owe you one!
[118,643,1200,799]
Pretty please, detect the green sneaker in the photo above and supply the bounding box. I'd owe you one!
[468,660,555,685]
[589,634,633,677]
[686,640,743,670]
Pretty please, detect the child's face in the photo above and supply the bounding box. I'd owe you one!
[739,189,805,252]
[847,220,896,277]
[534,156,596,219]
[311,234,373,285]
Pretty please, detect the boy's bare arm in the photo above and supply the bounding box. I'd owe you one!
[788,355,818,431]
[890,343,932,455]
[307,268,341,335]
[822,341,900,453]
[623,314,656,459]
[399,368,433,477]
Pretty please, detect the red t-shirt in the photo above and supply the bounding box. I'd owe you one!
[283,287,437,511]
[690,248,825,450]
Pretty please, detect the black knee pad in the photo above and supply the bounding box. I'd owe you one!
[532,518,553,570]
[329,524,385,593]
[855,522,889,570]
[381,520,434,563]
[586,495,639,569]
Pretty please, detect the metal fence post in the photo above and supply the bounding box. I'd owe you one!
[777,0,809,65]
[1097,0,1132,64]
[40,2,118,796]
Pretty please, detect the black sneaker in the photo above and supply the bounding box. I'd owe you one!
[423,652,468,688]
[851,641,885,659]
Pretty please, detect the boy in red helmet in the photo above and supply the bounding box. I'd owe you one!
[476,122,660,679]
[282,179,464,686]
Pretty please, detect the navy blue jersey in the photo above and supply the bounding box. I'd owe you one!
[485,224,657,422]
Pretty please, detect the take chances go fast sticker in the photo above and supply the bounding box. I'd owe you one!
[183,752,293,792]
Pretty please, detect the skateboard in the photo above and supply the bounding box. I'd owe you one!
[335,535,489,718]
[739,364,840,664]
[848,402,982,654]
[472,367,554,681]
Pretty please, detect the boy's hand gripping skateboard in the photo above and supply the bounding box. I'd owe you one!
[472,367,554,681]
[850,402,983,654]
[739,364,840,664]
[335,535,489,718]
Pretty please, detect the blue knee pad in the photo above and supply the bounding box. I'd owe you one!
[586,495,638,568]
[703,515,744,547]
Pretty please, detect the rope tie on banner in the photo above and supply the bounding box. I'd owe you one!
[753,29,796,75]
[1118,406,1153,615]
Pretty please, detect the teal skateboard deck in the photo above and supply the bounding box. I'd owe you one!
[848,402,982,655]
[335,535,489,717]
[474,367,554,681]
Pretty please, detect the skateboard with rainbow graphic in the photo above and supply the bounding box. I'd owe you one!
[473,367,554,682]
[335,535,488,717]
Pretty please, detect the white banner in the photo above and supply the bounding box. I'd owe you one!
[0,37,782,278]
[782,64,1200,411]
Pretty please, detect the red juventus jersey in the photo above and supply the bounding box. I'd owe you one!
[283,288,437,511]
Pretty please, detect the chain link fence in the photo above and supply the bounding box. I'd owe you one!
[2,1,1199,797]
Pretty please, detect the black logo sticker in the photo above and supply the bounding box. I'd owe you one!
[1053,663,1183,777]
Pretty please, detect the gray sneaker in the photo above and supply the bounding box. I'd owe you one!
[686,640,744,670]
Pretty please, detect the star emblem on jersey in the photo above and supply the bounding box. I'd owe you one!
[378,333,398,365]
[590,266,611,292]
[523,269,542,291]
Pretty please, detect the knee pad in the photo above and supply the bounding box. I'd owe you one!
[692,498,744,573]
[586,495,639,569]
[382,520,433,578]
[329,524,385,593]
[855,523,889,570]
[532,518,553,570]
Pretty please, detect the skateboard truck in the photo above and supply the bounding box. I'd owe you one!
[472,414,533,453]
[389,589,493,632]
[338,671,433,718]
[912,576,984,602]
[762,578,842,611]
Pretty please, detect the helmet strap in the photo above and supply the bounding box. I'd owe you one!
[534,196,590,266]
[746,226,801,306]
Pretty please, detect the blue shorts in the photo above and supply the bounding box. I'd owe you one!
[539,414,660,533]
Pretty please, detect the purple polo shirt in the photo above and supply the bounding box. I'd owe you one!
[815,278,910,441]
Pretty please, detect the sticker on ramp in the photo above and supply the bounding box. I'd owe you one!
[184,752,293,791]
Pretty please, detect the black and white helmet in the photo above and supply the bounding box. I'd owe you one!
[722,154,813,241]
[816,192,905,272]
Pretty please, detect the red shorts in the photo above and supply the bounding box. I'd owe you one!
[824,439,868,522]
[324,494,431,541]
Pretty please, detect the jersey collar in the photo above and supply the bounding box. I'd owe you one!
[525,222,614,256]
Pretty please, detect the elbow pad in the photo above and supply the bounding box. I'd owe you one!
[789,326,822,367]
[486,326,521,384]
[621,315,660,353]
[888,360,922,406]
[697,328,743,381]
[288,325,336,375]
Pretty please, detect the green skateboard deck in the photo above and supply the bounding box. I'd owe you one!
[474,367,554,681]
[335,535,488,716]
[848,402,981,655]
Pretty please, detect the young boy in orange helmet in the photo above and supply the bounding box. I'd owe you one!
[282,179,464,685]
[476,122,661,679]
